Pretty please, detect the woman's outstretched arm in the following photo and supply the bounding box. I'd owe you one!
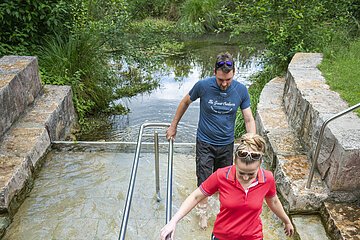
[160,188,206,240]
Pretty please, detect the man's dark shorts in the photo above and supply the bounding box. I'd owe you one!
[196,139,234,187]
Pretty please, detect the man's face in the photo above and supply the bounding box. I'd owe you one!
[215,69,234,90]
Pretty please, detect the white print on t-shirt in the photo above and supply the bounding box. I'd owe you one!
[208,99,236,107]
[208,99,235,114]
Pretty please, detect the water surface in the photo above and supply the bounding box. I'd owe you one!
[79,34,264,142]
[3,144,291,240]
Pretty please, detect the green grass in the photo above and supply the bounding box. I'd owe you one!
[319,39,360,117]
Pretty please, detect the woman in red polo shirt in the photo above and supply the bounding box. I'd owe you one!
[160,133,294,240]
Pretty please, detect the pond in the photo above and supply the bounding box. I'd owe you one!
[5,33,294,240]
[78,33,264,142]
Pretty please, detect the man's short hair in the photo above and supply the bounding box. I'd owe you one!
[215,52,235,73]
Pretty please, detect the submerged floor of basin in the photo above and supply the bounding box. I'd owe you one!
[3,144,292,240]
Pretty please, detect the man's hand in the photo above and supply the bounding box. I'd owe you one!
[166,125,177,140]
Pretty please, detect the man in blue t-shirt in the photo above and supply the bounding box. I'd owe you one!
[166,52,256,229]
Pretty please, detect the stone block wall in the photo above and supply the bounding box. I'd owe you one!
[0,56,42,137]
[283,53,360,192]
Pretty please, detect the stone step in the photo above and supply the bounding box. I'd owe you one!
[256,76,329,213]
[256,76,360,240]
[256,77,331,239]
[0,85,76,217]
[321,202,360,240]
[0,56,42,138]
[292,214,331,240]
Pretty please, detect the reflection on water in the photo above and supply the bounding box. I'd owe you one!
[3,145,291,240]
[79,35,264,142]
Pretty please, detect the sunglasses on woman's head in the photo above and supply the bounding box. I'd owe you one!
[236,150,262,160]
[216,60,233,68]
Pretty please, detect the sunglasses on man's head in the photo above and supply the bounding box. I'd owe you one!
[216,60,233,68]
[235,150,262,160]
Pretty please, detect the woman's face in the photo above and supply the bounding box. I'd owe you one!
[235,159,261,184]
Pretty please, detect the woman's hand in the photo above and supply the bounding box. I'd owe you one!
[265,195,294,237]
[284,222,294,237]
[160,221,176,240]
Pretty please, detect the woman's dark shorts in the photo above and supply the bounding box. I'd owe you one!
[196,139,234,186]
[211,233,220,240]
[211,233,263,240]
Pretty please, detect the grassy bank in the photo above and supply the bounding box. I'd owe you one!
[320,39,360,116]
[235,37,360,138]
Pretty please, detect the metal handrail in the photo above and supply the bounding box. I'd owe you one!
[118,122,173,240]
[306,103,360,189]
[154,131,161,201]
[166,135,174,223]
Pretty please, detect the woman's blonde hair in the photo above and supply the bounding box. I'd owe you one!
[235,133,266,164]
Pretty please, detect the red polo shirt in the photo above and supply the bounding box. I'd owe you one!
[200,165,276,240]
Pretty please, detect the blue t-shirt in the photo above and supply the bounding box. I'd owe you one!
[189,76,251,145]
